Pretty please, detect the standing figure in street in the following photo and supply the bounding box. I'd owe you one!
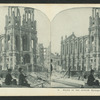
[18,68,30,87]
[87,69,99,86]
[50,59,53,77]
[5,69,13,85]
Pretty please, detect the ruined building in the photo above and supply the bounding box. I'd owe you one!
[37,43,44,67]
[61,8,100,73]
[0,7,37,71]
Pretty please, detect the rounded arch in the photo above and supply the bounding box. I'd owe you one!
[7,34,10,41]
[23,54,30,64]
[91,35,94,43]
[79,41,82,53]
[22,34,29,51]
[15,35,20,51]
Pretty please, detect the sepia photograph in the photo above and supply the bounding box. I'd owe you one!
[0,6,51,88]
[51,7,100,88]
[0,4,100,92]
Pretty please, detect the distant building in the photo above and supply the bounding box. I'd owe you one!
[0,7,37,72]
[37,43,44,66]
[61,8,100,73]
[51,53,61,71]
[44,42,51,71]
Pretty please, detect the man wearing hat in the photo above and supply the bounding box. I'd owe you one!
[18,68,30,87]
[5,69,13,85]
[87,69,99,86]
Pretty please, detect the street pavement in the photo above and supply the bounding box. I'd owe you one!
[51,71,85,88]
[51,78,84,88]
[51,82,74,88]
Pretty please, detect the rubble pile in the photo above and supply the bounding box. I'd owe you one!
[27,72,50,88]
[51,71,63,80]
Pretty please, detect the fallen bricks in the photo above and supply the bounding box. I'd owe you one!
[26,72,50,88]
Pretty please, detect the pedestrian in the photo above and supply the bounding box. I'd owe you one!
[84,74,87,79]
[87,69,99,86]
[5,69,13,85]
[18,68,30,87]
[50,59,53,76]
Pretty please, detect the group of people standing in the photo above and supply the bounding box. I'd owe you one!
[5,68,30,87]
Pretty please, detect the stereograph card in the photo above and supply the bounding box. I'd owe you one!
[0,4,99,96]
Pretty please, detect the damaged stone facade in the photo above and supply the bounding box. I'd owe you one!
[1,7,37,71]
[61,8,100,72]
[37,44,44,66]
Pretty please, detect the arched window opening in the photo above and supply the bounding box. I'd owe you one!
[67,44,69,54]
[32,40,33,48]
[63,44,65,55]
[71,43,73,54]
[22,35,29,51]
[7,35,10,50]
[66,44,68,54]
[99,37,100,46]
[75,42,77,49]
[23,54,30,64]
[16,54,20,64]
[15,35,20,51]
[85,40,88,52]
[8,35,10,41]
[91,36,94,52]
[75,42,77,53]
[29,13,31,19]
[91,36,94,44]
[80,42,82,53]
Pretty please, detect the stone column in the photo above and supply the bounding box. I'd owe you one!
[19,33,23,67]
[95,8,96,18]
[12,28,16,70]
[31,10,34,21]
[9,54,11,69]
[86,55,89,71]
[9,34,12,69]
[66,44,68,70]
[13,34,16,51]
[30,12,31,21]
[96,29,100,71]
[2,35,5,70]
[76,39,78,71]
[92,8,94,18]
[27,12,28,22]
[25,12,26,22]
[30,33,34,71]
[61,36,63,69]
[81,38,84,71]
[96,54,100,71]
[31,52,34,71]
[33,37,37,68]
[13,53,16,70]
[92,35,96,70]
[20,34,22,51]
[67,41,70,71]
[2,54,6,70]
[96,37,100,71]
[93,35,96,52]
[29,33,31,52]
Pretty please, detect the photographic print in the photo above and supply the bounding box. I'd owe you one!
[0,6,50,88]
[0,4,100,96]
[51,7,100,88]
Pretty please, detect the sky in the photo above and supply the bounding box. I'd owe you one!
[0,6,50,48]
[51,7,92,54]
